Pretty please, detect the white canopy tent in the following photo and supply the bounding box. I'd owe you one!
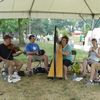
[0,0,100,19]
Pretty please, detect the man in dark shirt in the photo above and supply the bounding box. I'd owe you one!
[0,35,23,83]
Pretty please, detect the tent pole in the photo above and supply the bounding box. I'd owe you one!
[28,14,32,35]
[18,19,25,45]
[79,14,91,30]
[91,14,95,30]
[28,0,35,35]
[93,17,100,29]
[54,26,57,79]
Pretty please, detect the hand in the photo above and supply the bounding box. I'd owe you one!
[18,51,23,55]
[92,48,96,53]
[89,48,95,52]
[62,51,69,56]
[35,52,39,55]
[0,56,4,61]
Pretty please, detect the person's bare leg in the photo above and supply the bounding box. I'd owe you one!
[43,55,48,71]
[27,55,33,71]
[14,60,23,72]
[82,59,88,76]
[87,65,91,73]
[6,60,15,76]
[93,72,97,80]
[90,63,96,81]
[90,63,100,81]
[64,66,68,80]
[80,62,83,73]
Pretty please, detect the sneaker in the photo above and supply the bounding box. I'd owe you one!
[13,72,21,79]
[86,80,94,85]
[12,77,21,83]
[72,73,77,80]
[93,79,100,83]
[8,76,21,83]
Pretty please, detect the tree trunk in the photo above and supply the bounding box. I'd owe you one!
[18,19,25,46]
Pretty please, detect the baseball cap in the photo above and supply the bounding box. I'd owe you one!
[3,35,13,40]
[29,34,36,40]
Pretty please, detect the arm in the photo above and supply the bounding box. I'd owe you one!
[96,48,100,58]
[0,56,4,61]
[62,51,69,56]
[26,51,38,55]
[13,50,23,57]
[62,45,71,56]
[88,47,92,57]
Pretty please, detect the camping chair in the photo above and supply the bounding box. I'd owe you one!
[23,50,44,69]
[71,50,80,74]
[32,58,43,68]
[71,50,77,63]
[25,56,43,75]
[23,51,43,70]
[67,50,77,72]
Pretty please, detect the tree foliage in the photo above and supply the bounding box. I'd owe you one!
[0,18,99,44]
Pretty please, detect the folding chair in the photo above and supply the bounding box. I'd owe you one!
[70,50,80,75]
[67,50,77,72]
[23,51,43,68]
[71,50,77,63]
[32,59,43,68]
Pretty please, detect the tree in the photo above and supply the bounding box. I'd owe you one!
[31,19,45,35]
[18,19,25,45]
[0,19,18,36]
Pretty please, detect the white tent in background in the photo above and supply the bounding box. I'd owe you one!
[92,28,100,41]
[84,28,100,51]
[0,0,100,19]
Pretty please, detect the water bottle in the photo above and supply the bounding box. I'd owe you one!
[72,73,77,80]
[1,68,7,80]
[2,71,7,80]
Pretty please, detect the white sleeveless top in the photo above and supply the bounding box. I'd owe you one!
[89,47,100,62]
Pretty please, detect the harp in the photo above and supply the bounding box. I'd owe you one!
[48,26,63,78]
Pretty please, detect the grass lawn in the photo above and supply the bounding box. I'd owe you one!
[0,42,100,100]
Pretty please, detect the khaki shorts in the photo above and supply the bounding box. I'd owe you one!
[87,59,98,65]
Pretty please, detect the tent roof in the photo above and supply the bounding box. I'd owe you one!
[0,0,100,19]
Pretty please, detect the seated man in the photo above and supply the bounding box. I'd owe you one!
[80,38,100,77]
[60,36,73,80]
[25,35,48,76]
[0,35,23,83]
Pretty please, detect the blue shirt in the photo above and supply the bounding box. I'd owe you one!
[25,43,40,53]
[62,44,72,61]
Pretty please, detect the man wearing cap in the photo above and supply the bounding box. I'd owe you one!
[25,34,48,76]
[0,35,23,83]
